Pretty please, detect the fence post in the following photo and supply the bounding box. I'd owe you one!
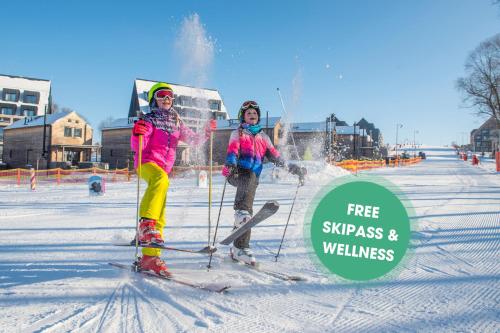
[17,169,21,186]
[30,168,36,191]
[57,168,61,185]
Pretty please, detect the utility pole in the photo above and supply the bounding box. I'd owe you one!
[42,104,48,168]
[330,114,336,160]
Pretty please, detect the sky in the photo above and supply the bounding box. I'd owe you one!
[1,0,499,145]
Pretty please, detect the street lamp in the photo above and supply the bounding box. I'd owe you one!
[395,123,403,158]
[413,130,419,157]
[353,122,357,159]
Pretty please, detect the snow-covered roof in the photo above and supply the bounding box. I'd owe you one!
[102,117,136,130]
[216,119,240,130]
[216,117,281,130]
[5,111,79,129]
[287,121,366,136]
[134,79,229,117]
[289,122,326,132]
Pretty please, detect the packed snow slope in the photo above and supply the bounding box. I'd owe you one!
[0,147,498,332]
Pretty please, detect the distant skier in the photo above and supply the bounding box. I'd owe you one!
[222,100,306,265]
[131,82,216,276]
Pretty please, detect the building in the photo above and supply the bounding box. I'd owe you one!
[100,117,135,169]
[2,110,95,169]
[101,79,229,169]
[357,118,383,148]
[280,121,372,160]
[470,116,499,154]
[0,74,52,161]
[129,78,228,121]
[213,117,378,164]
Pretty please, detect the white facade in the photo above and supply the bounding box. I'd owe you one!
[129,79,229,130]
[0,74,52,161]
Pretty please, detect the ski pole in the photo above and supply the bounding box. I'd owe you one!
[275,180,301,262]
[277,88,301,161]
[134,135,143,271]
[208,117,214,248]
[207,178,227,270]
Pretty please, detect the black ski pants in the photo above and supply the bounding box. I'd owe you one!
[228,168,259,249]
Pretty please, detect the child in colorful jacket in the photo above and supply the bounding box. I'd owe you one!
[131,82,216,276]
[222,100,305,265]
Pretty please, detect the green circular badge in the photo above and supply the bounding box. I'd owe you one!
[310,181,410,281]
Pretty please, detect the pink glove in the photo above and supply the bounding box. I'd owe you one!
[133,120,148,136]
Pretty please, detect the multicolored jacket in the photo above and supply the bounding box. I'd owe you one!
[225,127,283,177]
[130,107,207,174]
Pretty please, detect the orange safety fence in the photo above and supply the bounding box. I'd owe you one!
[0,165,225,186]
[335,157,422,172]
[0,167,131,186]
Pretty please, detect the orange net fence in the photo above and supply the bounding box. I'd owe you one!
[335,157,422,172]
[0,165,226,186]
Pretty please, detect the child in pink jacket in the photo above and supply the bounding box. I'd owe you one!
[222,100,305,265]
[131,82,216,276]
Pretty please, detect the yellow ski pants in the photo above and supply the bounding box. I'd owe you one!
[139,162,169,256]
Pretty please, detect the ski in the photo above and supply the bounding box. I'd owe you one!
[226,257,307,282]
[114,242,217,254]
[108,262,230,293]
[220,201,280,245]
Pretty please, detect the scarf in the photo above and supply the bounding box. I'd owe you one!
[241,123,262,135]
[144,107,179,133]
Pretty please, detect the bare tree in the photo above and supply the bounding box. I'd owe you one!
[51,103,74,114]
[456,33,500,129]
[98,116,115,132]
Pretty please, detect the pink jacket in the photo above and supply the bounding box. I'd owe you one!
[130,110,207,174]
[225,127,283,176]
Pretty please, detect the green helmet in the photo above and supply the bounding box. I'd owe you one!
[148,82,173,106]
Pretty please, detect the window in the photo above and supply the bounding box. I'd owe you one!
[21,105,37,117]
[64,127,73,137]
[4,92,18,102]
[110,149,113,157]
[23,93,38,104]
[0,128,3,140]
[68,119,72,122]
[74,128,82,137]
[209,100,221,111]
[1,107,14,115]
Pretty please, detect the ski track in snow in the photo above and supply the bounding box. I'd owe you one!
[0,147,499,332]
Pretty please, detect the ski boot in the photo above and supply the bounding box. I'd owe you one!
[138,218,164,245]
[230,246,257,266]
[138,255,171,277]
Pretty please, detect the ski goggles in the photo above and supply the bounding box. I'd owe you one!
[154,89,174,100]
[240,100,259,111]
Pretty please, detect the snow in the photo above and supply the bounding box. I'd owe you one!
[0,147,499,332]
[6,110,72,129]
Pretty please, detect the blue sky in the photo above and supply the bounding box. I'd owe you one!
[2,1,498,145]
